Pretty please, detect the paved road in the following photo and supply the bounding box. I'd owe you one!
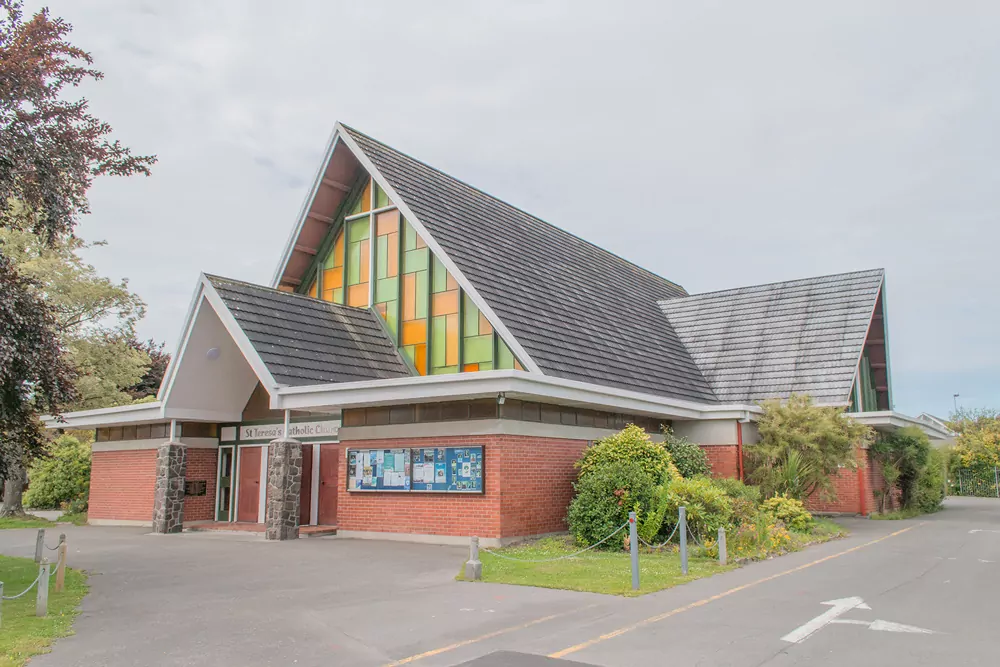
[1,497,997,666]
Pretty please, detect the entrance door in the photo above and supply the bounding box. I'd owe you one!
[237,446,262,523]
[299,444,313,525]
[216,446,235,521]
[317,444,339,525]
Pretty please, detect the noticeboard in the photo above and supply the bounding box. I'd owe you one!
[346,445,484,493]
[347,448,411,491]
[410,446,484,493]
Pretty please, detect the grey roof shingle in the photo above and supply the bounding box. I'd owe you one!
[659,269,884,404]
[342,126,718,403]
[207,275,411,386]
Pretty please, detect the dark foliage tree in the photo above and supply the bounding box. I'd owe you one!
[126,338,170,400]
[0,1,155,513]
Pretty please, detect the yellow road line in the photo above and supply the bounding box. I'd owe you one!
[549,523,922,659]
[383,604,597,666]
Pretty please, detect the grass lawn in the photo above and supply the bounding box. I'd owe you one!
[0,516,53,530]
[460,520,847,596]
[0,555,88,667]
[59,512,88,527]
[459,535,737,596]
[870,508,927,520]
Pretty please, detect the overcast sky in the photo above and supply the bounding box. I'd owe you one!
[36,1,999,417]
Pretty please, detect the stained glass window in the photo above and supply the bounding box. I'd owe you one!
[373,210,400,339]
[321,229,345,304]
[346,217,370,307]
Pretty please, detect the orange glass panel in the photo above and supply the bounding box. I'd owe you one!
[415,233,427,249]
[402,319,427,345]
[463,363,479,372]
[375,302,387,318]
[332,232,345,268]
[376,211,398,236]
[479,311,493,335]
[308,281,317,298]
[446,272,458,291]
[323,267,343,289]
[347,283,368,307]
[446,314,459,366]
[432,290,459,316]
[514,359,524,371]
[359,240,370,282]
[360,179,372,213]
[413,344,427,375]
[402,273,416,320]
[386,232,399,277]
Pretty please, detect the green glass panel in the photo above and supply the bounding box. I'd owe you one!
[496,337,515,370]
[375,183,389,209]
[375,276,398,303]
[347,241,361,285]
[376,234,388,279]
[401,345,416,365]
[349,217,370,241]
[404,248,429,273]
[478,361,494,371]
[463,293,480,335]
[404,221,417,251]
[415,270,429,319]
[463,334,493,364]
[384,301,399,339]
[333,287,344,304]
[323,229,343,269]
[430,366,459,375]
[349,196,364,216]
[432,255,448,293]
[431,316,447,367]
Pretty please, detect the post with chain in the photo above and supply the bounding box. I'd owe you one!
[35,529,45,564]
[995,467,999,498]
[55,534,67,593]
[679,506,688,576]
[36,560,50,618]
[1,581,4,629]
[465,537,482,581]
[718,527,727,566]
[629,511,639,591]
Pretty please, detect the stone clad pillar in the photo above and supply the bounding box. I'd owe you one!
[152,441,187,534]
[265,438,303,541]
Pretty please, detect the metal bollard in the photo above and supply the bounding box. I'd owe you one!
[464,536,482,581]
[56,534,67,593]
[1,581,4,629]
[36,560,50,617]
[35,529,45,563]
[679,506,688,576]
[718,527,727,566]
[629,511,639,591]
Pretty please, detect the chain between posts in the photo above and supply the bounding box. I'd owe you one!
[0,569,44,600]
[480,521,630,563]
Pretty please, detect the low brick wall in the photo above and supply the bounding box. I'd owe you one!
[699,445,740,479]
[183,448,219,521]
[90,450,158,522]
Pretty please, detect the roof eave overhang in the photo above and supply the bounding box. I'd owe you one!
[846,410,954,440]
[276,370,761,421]
[42,402,244,430]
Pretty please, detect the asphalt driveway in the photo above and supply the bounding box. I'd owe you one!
[1,497,998,666]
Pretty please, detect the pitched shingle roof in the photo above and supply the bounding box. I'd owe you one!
[207,275,411,386]
[659,269,884,404]
[342,125,718,403]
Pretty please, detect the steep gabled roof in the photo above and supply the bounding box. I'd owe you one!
[338,125,718,403]
[659,269,884,404]
[207,276,411,386]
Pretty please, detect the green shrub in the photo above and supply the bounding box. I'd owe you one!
[761,494,813,532]
[661,427,710,478]
[729,497,758,528]
[710,477,762,505]
[577,424,681,485]
[913,447,946,513]
[642,476,733,541]
[729,510,793,559]
[567,461,657,548]
[24,435,91,510]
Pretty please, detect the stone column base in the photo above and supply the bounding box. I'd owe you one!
[265,439,302,541]
[152,441,187,534]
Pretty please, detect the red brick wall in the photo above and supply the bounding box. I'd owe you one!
[805,448,890,515]
[701,445,741,479]
[336,435,588,539]
[90,450,157,522]
[183,448,218,521]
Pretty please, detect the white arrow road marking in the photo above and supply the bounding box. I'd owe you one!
[781,597,868,644]
[968,529,1000,534]
[782,597,936,644]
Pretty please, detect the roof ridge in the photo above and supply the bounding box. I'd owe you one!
[204,274,372,314]
[660,268,884,304]
[340,123,688,296]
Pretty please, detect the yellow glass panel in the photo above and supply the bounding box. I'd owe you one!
[323,267,343,289]
[432,290,459,316]
[332,231,345,268]
[413,343,427,375]
[402,273,416,320]
[347,283,368,307]
[387,232,399,277]
[446,313,459,366]
[402,319,427,345]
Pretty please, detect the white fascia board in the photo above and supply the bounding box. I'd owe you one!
[270,129,341,288]
[276,369,760,421]
[846,410,954,440]
[198,275,283,397]
[156,278,208,403]
[334,123,542,376]
[43,402,165,429]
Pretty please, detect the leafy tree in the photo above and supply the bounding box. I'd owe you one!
[568,461,657,548]
[746,395,874,500]
[576,424,681,485]
[126,338,170,400]
[869,426,931,512]
[23,433,91,510]
[661,426,710,478]
[0,1,155,513]
[950,408,1000,469]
